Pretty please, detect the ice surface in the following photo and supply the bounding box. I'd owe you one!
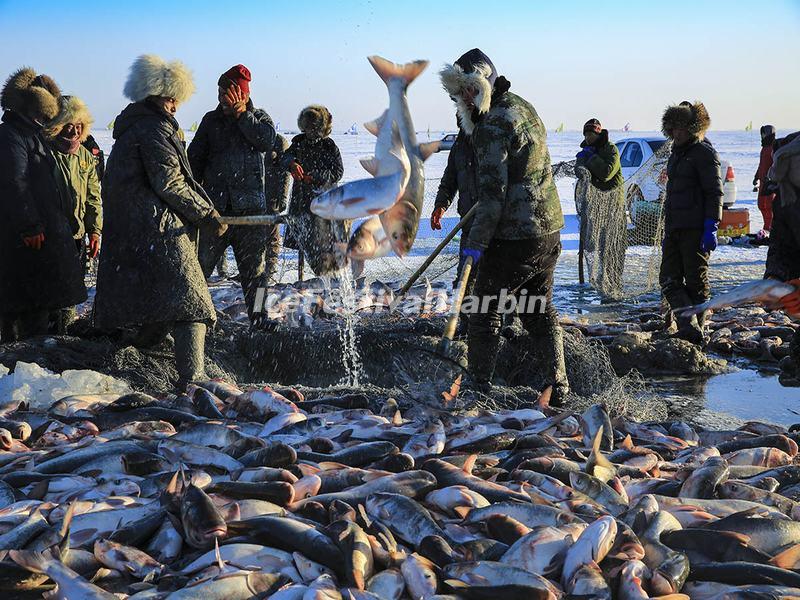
[0,361,131,412]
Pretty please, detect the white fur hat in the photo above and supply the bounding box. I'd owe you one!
[123,54,195,104]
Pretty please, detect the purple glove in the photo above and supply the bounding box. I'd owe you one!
[700,218,719,253]
[460,246,482,266]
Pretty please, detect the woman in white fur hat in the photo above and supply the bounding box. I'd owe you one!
[94,55,228,389]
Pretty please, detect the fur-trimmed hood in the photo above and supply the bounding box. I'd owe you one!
[123,54,195,104]
[298,104,332,139]
[43,95,93,142]
[661,101,711,140]
[1,67,61,121]
[440,49,508,135]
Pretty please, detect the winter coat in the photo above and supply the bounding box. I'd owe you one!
[0,111,87,313]
[281,134,344,215]
[755,145,774,198]
[51,144,102,239]
[94,101,216,329]
[434,130,477,219]
[265,133,291,215]
[188,102,276,214]
[765,197,800,282]
[466,90,564,250]
[663,138,723,232]
[575,129,624,192]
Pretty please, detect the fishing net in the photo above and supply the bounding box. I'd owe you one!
[573,144,670,301]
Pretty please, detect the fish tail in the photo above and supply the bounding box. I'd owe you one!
[9,547,56,574]
[367,56,428,88]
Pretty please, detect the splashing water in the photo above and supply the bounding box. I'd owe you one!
[330,268,364,386]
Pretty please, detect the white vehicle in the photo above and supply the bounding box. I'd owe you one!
[439,133,457,151]
[617,136,737,243]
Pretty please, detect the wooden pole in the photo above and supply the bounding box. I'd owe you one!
[578,215,586,285]
[217,215,287,226]
[437,255,473,356]
[390,203,479,311]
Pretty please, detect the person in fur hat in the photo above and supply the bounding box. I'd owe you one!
[42,95,103,331]
[94,55,227,389]
[439,48,568,404]
[659,100,723,344]
[574,117,626,300]
[0,68,87,341]
[188,64,277,323]
[281,104,345,276]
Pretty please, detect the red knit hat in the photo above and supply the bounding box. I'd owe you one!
[218,64,251,96]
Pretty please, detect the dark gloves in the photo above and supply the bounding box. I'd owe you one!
[201,210,228,238]
[700,218,718,253]
[22,232,45,250]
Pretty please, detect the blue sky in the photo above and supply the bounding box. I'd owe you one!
[1,0,798,132]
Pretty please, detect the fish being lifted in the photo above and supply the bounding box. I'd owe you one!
[8,373,800,597]
[681,279,799,317]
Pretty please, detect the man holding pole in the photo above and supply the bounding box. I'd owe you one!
[440,49,569,404]
[188,64,277,323]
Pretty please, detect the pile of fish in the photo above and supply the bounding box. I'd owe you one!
[310,56,438,276]
[3,383,800,598]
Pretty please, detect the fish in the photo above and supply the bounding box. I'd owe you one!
[366,492,447,547]
[681,279,797,316]
[561,515,617,585]
[368,55,438,256]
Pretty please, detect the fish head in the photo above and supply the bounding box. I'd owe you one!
[382,202,418,257]
[348,226,378,259]
[181,484,227,548]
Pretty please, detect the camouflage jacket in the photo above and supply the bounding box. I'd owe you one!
[466,91,564,250]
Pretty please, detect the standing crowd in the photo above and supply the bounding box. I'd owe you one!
[1,51,798,399]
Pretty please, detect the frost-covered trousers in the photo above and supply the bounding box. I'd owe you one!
[199,223,270,323]
[468,233,562,383]
[659,228,710,311]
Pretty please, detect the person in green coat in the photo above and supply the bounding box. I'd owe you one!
[574,118,626,300]
[43,95,103,330]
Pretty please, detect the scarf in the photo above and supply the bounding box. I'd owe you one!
[54,131,80,154]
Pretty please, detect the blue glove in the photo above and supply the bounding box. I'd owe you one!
[460,247,482,267]
[700,218,719,253]
[576,147,596,161]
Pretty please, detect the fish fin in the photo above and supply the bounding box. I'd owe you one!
[462,454,478,475]
[363,111,388,136]
[58,501,76,550]
[770,543,800,568]
[358,504,372,528]
[360,157,381,176]
[392,410,403,426]
[418,141,441,160]
[621,434,634,450]
[537,386,552,410]
[486,473,500,483]
[445,579,468,589]
[8,548,54,574]
[214,538,225,571]
[589,427,617,483]
[452,506,472,519]
[367,56,429,88]
[28,479,49,500]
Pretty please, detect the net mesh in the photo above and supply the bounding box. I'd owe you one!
[574,143,671,301]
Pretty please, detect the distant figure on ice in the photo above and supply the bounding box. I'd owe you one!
[281,105,346,276]
[43,95,103,331]
[94,55,227,389]
[659,101,723,344]
[264,133,292,281]
[431,117,477,330]
[188,64,277,323]
[82,133,105,181]
[753,124,777,233]
[574,117,626,300]
[764,130,800,385]
[0,68,86,342]
[439,48,568,404]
